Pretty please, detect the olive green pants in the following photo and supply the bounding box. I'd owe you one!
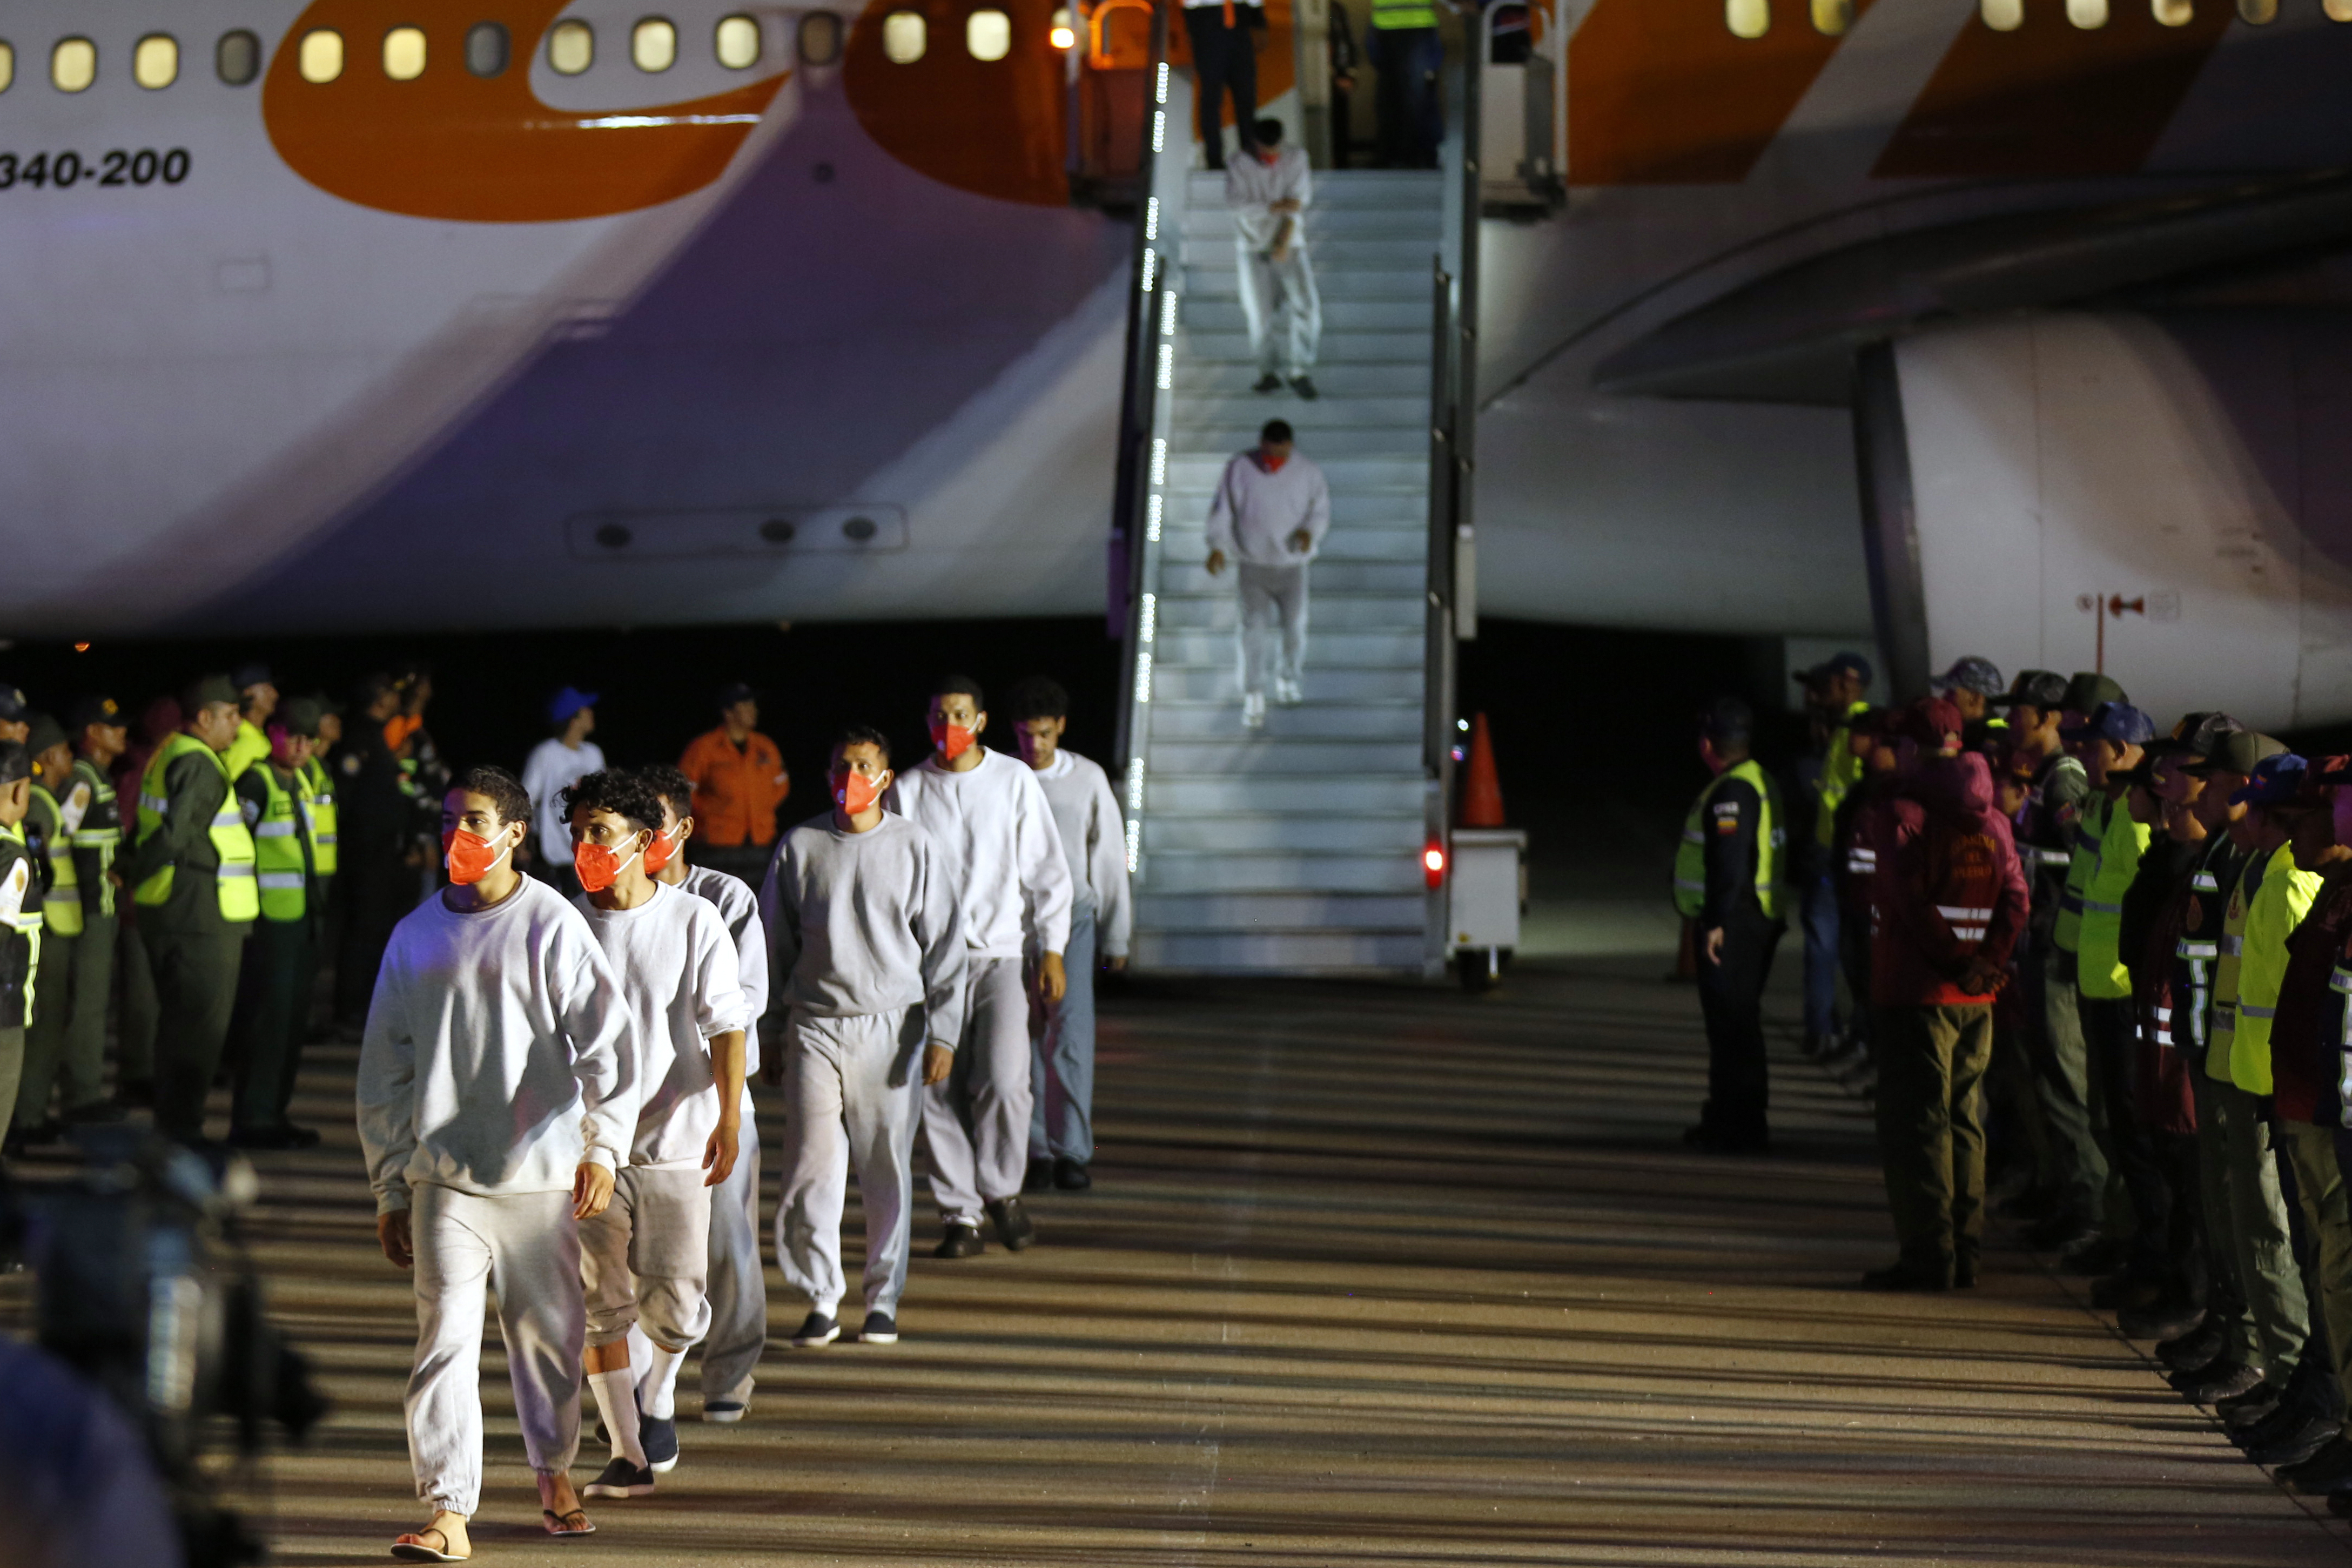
[2191,1072,2258,1364]
[1874,1002,1994,1274]
[2210,1078,2309,1379]
[2281,1119,2352,1430]
[149,928,246,1143]
[12,913,116,1127]
[117,920,159,1087]
[2035,948,2110,1226]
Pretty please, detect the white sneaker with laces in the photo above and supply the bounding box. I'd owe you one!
[1242,692,1266,729]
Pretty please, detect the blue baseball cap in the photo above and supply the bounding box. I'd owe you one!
[2086,701,2154,746]
[547,686,598,725]
[2232,752,2309,808]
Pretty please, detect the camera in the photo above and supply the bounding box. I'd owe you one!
[9,1126,329,1567]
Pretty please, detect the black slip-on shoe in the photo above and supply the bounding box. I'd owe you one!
[933,1223,985,1260]
[789,1311,840,1348]
[860,1310,899,1345]
[639,1414,678,1473]
[702,1399,747,1424]
[987,1197,1036,1251]
[582,1458,654,1499]
[1290,376,1320,400]
[1054,1158,1092,1192]
[1251,373,1282,393]
[2281,1436,2352,1494]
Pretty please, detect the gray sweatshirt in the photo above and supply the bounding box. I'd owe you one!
[682,863,769,1072]
[886,748,1074,959]
[575,881,749,1170]
[759,811,966,1048]
[1204,450,1331,567]
[356,877,634,1217]
[1033,749,1133,957]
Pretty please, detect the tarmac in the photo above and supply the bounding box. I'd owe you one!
[13,939,2352,1566]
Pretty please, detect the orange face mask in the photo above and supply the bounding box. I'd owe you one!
[644,825,682,875]
[835,769,884,816]
[930,721,976,762]
[443,827,509,886]
[574,833,643,894]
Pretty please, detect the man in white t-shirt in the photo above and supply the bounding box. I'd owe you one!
[1206,418,1332,729]
[1008,678,1132,1195]
[356,765,635,1561]
[886,675,1073,1259]
[640,764,772,1422]
[562,769,748,1499]
[519,686,602,896]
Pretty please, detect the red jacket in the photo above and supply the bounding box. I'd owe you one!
[1869,755,2031,1008]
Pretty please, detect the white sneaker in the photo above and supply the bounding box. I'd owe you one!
[1274,678,1303,706]
[1242,692,1266,729]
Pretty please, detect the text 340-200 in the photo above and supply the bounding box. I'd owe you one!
[0,149,191,190]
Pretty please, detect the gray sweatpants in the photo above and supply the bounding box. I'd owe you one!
[1030,906,1097,1165]
[1236,563,1309,697]
[778,1008,924,1315]
[700,1088,764,1403]
[406,1183,583,1515]
[1234,238,1320,377]
[923,956,1033,1223]
[580,1164,713,1353]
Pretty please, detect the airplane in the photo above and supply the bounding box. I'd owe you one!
[2,0,2348,733]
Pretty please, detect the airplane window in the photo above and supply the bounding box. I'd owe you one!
[716,14,760,65]
[633,17,676,70]
[883,10,926,60]
[549,19,593,72]
[51,37,95,91]
[467,22,509,74]
[134,33,177,88]
[2237,0,2276,18]
[0,42,12,93]
[1810,0,1851,31]
[799,10,843,62]
[217,30,260,84]
[1724,0,1769,38]
[298,28,342,81]
[1979,0,2022,24]
[967,9,1012,58]
[2067,0,2106,23]
[384,26,426,79]
[2151,0,2190,19]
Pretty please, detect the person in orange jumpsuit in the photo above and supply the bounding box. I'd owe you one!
[677,684,790,887]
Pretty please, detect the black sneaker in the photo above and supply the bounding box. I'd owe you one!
[702,1399,747,1424]
[2158,1320,2228,1372]
[1289,375,1319,400]
[1023,1157,1054,1195]
[639,1413,678,1473]
[1252,373,1283,394]
[582,1457,654,1498]
[1053,1158,1092,1192]
[860,1310,899,1345]
[2218,1379,2284,1427]
[2250,1413,2340,1468]
[986,1197,1036,1251]
[789,1310,839,1348]
[934,1222,985,1259]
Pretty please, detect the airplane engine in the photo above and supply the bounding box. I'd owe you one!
[1859,309,2352,735]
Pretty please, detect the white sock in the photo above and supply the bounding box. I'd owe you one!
[643,1343,686,1422]
[587,1367,646,1468]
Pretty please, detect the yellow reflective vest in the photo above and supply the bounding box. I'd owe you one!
[1673,758,1785,922]
[1814,701,1870,849]
[300,756,338,877]
[134,733,259,923]
[223,718,271,781]
[65,757,120,921]
[1372,0,1439,27]
[249,764,317,923]
[2053,791,2106,954]
[2075,792,2151,1001]
[25,784,81,938]
[2210,842,2323,1095]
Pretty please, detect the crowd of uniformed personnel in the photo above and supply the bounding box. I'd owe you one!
[1676,653,2352,1505]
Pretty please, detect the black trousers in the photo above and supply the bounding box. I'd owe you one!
[1696,912,1782,1141]
[1184,4,1259,169]
[334,854,413,1023]
[2079,993,2170,1275]
[150,928,246,1143]
[228,916,320,1135]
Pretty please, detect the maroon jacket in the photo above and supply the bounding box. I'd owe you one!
[1869,754,2031,1008]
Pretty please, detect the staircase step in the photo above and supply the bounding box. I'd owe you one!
[1158,560,1424,593]
[1167,455,1425,489]
[1185,169,1441,203]
[1152,630,1421,668]
[1177,331,1428,364]
[1145,773,1425,813]
[1181,208,1443,240]
[1182,300,1430,333]
[1150,666,1424,703]
[1182,270,1436,305]
[1154,594,1422,632]
[1144,738,1421,775]
[1141,850,1424,895]
[1145,700,1420,739]
[1170,394,1427,427]
[1180,362,1430,396]
[1143,810,1423,851]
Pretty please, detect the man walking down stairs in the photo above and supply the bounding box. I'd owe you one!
[1205,419,1331,731]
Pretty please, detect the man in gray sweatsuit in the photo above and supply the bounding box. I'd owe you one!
[760,725,965,1346]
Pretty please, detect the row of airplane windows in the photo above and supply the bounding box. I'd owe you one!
[0,6,1070,92]
[1732,0,2351,34]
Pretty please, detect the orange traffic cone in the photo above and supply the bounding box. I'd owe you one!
[1459,712,1506,828]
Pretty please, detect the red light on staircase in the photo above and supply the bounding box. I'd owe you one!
[1423,841,1447,888]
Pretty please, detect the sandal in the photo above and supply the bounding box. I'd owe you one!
[543,1508,595,1539]
[391,1526,470,1563]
